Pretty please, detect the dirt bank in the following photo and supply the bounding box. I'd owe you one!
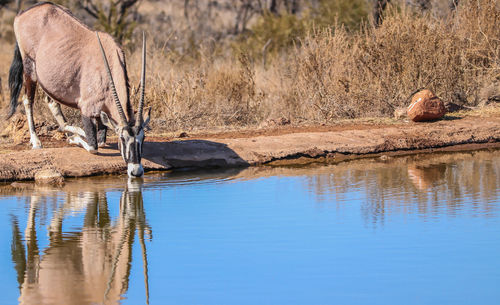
[0,115,498,182]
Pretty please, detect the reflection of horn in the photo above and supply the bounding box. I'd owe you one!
[105,180,147,302]
[139,223,150,305]
[104,190,135,301]
[103,223,133,301]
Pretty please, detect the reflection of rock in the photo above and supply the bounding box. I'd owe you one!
[407,163,447,190]
[34,169,64,185]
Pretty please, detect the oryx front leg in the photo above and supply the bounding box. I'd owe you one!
[96,117,107,147]
[80,115,98,154]
[46,97,86,138]
[65,115,97,154]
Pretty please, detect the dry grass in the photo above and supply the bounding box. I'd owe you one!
[285,0,500,122]
[0,0,499,136]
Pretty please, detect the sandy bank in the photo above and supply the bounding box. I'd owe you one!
[0,116,498,182]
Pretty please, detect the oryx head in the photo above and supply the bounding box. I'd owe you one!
[97,32,151,178]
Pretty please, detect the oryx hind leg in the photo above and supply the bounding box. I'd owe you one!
[23,76,42,149]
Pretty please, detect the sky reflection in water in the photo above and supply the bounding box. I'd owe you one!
[0,150,499,305]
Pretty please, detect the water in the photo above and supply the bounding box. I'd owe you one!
[0,150,499,305]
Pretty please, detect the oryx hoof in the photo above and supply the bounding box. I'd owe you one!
[88,148,98,155]
[67,135,78,145]
[98,142,107,148]
[31,139,42,149]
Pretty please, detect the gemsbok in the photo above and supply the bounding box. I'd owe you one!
[8,2,150,177]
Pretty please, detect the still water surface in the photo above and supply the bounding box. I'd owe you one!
[0,150,499,305]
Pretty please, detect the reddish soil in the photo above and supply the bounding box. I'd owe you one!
[0,115,498,182]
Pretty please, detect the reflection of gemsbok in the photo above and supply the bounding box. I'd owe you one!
[10,179,150,305]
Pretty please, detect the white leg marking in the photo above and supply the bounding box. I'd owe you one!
[68,135,98,154]
[23,97,42,149]
[63,125,86,138]
[46,97,87,138]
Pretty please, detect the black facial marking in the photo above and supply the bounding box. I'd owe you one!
[119,126,144,164]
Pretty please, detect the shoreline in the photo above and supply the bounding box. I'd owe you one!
[0,115,498,182]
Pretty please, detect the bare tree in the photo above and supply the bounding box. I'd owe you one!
[450,0,459,10]
[233,0,259,34]
[373,0,390,27]
[270,0,278,14]
[269,0,300,15]
[78,0,140,43]
[0,0,20,11]
[284,0,299,14]
[411,0,431,10]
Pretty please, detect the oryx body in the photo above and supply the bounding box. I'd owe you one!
[8,2,150,177]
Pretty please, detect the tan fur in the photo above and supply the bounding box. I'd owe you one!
[14,2,133,123]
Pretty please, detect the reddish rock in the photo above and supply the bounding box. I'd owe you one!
[407,90,447,122]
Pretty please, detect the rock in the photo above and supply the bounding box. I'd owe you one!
[407,89,447,122]
[379,155,391,161]
[35,169,64,185]
[262,117,291,127]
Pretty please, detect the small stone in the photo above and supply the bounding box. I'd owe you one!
[178,132,189,138]
[393,107,407,120]
[35,169,64,185]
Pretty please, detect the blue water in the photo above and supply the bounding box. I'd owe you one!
[0,151,499,305]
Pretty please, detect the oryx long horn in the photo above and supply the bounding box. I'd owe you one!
[96,32,128,126]
[136,32,146,127]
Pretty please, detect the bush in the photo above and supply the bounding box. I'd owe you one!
[234,0,369,61]
[287,0,500,122]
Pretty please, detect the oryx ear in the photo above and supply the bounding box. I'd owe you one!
[142,107,152,130]
[100,112,120,132]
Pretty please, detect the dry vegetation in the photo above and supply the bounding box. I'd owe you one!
[0,0,499,137]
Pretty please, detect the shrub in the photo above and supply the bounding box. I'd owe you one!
[234,0,369,61]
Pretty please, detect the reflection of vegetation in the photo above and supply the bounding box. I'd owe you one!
[301,150,500,225]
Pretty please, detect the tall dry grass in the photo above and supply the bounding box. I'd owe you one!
[0,0,499,136]
[129,0,499,131]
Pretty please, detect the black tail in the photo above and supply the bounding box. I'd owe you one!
[8,42,23,119]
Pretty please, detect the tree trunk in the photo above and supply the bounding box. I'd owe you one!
[270,0,278,14]
[373,0,390,27]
